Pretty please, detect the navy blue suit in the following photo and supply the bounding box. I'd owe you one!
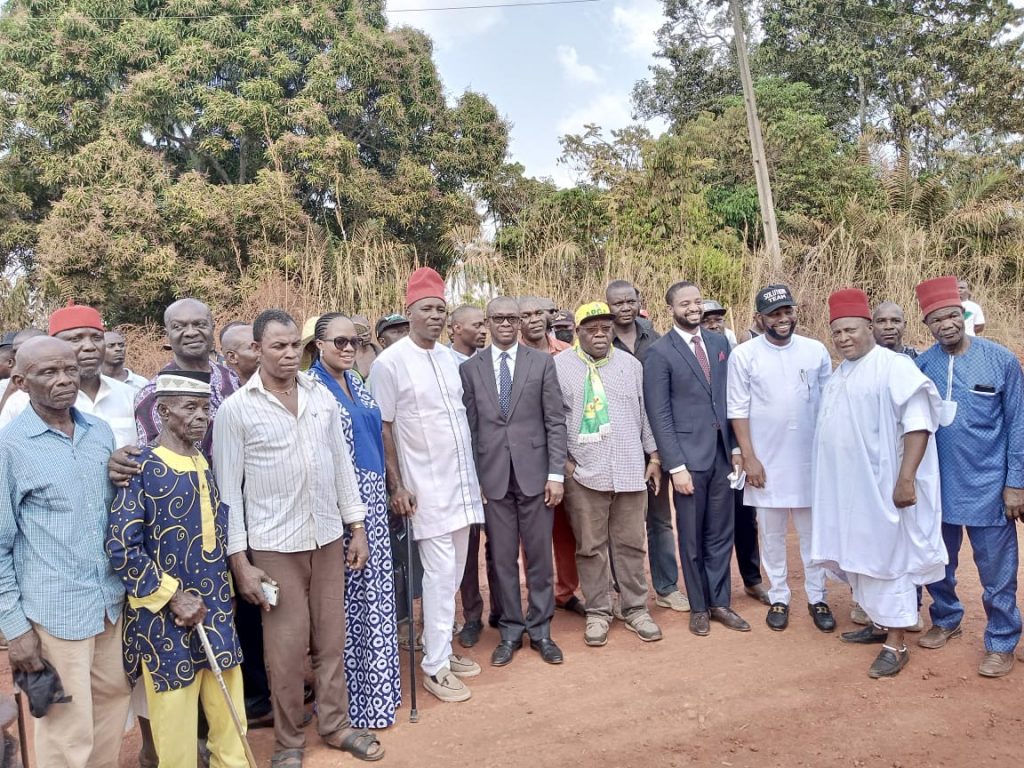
[644,328,736,613]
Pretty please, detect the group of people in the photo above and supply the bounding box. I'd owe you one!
[0,268,1019,767]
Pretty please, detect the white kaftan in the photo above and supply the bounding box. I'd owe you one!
[811,345,947,587]
[370,336,485,541]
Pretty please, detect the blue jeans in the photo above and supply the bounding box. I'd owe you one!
[646,472,680,596]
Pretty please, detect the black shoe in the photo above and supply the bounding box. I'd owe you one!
[840,625,887,644]
[766,602,789,631]
[868,645,909,678]
[556,596,587,617]
[808,602,836,633]
[490,639,521,666]
[529,638,564,665]
[458,620,484,648]
[689,611,710,636]
[488,613,501,629]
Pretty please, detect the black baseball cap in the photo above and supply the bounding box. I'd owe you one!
[375,314,409,338]
[755,285,796,315]
[0,331,15,349]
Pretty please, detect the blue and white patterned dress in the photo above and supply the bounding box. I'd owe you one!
[310,362,401,728]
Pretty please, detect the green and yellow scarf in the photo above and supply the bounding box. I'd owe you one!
[576,346,612,443]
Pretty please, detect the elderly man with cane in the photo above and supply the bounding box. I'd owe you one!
[107,370,252,767]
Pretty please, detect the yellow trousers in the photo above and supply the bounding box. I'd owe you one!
[142,665,248,768]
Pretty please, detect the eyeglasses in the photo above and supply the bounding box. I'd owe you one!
[330,336,365,350]
[488,315,521,326]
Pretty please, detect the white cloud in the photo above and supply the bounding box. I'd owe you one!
[556,92,632,136]
[555,45,602,85]
[390,3,503,50]
[611,0,665,59]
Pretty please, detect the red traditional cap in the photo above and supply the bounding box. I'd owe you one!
[828,288,871,324]
[405,267,446,307]
[49,303,104,336]
[915,276,961,319]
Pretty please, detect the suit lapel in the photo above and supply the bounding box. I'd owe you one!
[507,346,533,417]
[669,330,712,395]
[478,347,501,413]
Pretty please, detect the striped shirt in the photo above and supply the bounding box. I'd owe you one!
[554,349,657,493]
[0,407,124,641]
[213,371,367,556]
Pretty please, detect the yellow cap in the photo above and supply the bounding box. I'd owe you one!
[574,301,614,327]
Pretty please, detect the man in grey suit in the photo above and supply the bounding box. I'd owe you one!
[644,281,750,637]
[461,296,569,666]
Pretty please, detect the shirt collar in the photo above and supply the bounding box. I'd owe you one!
[152,444,210,474]
[245,369,315,397]
[673,325,703,346]
[22,404,92,439]
[491,343,519,363]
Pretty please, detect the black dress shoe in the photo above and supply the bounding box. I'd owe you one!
[868,645,909,678]
[808,602,836,633]
[488,613,501,629]
[529,638,564,664]
[490,639,521,666]
[458,620,484,648]
[766,602,789,631]
[744,583,771,606]
[689,611,710,636]
[710,606,751,632]
[840,625,887,644]
[556,596,587,617]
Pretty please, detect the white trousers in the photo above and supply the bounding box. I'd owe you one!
[848,572,918,629]
[418,525,471,677]
[756,507,827,605]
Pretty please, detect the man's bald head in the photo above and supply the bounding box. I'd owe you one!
[12,327,45,354]
[12,337,81,414]
[14,336,76,373]
[872,301,908,351]
[872,301,905,322]
[163,299,214,364]
[164,298,211,328]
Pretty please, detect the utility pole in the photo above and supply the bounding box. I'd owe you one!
[729,0,782,275]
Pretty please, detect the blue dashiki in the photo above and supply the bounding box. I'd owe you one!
[107,445,242,690]
[310,362,401,728]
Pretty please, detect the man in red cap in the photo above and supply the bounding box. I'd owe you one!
[0,305,136,447]
[914,276,1024,678]
[811,288,947,679]
[370,267,486,703]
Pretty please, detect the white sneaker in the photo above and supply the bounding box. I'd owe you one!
[448,654,481,678]
[655,591,691,613]
[424,669,471,702]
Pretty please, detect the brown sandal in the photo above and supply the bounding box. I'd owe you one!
[270,748,303,767]
[325,728,385,762]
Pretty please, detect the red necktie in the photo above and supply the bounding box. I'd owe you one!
[692,336,711,384]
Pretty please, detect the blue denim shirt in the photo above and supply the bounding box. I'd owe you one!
[0,406,124,640]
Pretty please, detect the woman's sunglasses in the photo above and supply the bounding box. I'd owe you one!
[329,336,365,350]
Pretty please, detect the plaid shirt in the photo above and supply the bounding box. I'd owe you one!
[554,349,657,493]
[0,408,124,641]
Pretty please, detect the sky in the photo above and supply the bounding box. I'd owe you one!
[388,0,668,187]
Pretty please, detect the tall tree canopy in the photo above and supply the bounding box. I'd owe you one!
[0,0,508,320]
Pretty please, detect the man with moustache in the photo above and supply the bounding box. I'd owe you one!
[0,337,130,768]
[448,305,487,364]
[728,285,835,632]
[555,302,663,647]
[811,289,946,679]
[606,279,689,615]
[371,268,486,703]
[914,276,1024,678]
[461,296,568,666]
[102,330,149,390]
[872,302,919,359]
[0,305,137,447]
[219,322,260,386]
[214,309,381,763]
[519,296,571,357]
[644,282,749,637]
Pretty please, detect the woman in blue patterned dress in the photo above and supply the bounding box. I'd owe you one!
[311,313,401,729]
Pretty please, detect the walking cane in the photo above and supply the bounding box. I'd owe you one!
[404,516,419,723]
[13,690,29,768]
[195,623,259,768]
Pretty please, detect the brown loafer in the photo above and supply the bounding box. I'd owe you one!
[689,611,710,636]
[918,624,962,649]
[710,606,751,632]
[978,651,1015,678]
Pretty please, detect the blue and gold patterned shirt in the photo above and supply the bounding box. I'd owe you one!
[0,407,123,641]
[107,445,242,691]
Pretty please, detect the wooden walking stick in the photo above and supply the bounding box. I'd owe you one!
[195,623,258,768]
[13,690,29,768]
[405,517,419,723]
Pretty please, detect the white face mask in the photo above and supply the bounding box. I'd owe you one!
[940,355,957,427]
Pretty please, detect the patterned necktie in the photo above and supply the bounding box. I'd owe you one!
[691,336,711,384]
[499,351,512,417]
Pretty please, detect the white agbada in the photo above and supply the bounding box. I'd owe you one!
[810,345,947,584]
[370,335,485,540]
[727,334,832,508]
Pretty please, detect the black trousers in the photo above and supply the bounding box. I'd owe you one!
[674,444,735,614]
[485,467,555,642]
[733,492,763,588]
[461,523,501,624]
[234,593,272,716]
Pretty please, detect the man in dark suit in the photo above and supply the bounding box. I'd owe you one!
[461,296,569,666]
[643,281,750,636]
